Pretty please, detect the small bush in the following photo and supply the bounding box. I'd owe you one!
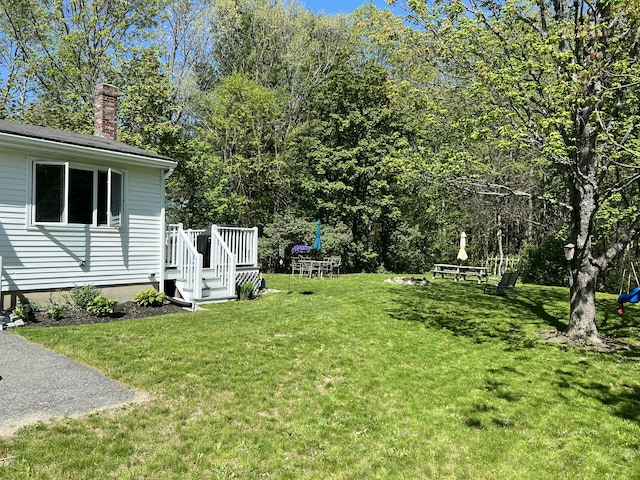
[86,295,118,317]
[46,303,67,320]
[519,237,567,286]
[134,289,168,307]
[237,282,256,300]
[13,299,40,321]
[65,285,101,310]
[45,294,67,320]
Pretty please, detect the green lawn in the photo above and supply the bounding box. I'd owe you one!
[2,274,640,479]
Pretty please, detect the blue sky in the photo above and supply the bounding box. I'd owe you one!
[302,0,402,16]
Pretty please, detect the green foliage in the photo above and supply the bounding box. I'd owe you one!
[170,73,290,227]
[519,237,567,286]
[86,295,119,317]
[260,213,352,272]
[65,285,102,311]
[385,223,431,274]
[408,0,640,337]
[134,289,168,307]
[236,281,256,300]
[11,304,27,320]
[45,301,67,320]
[296,57,413,272]
[117,49,181,156]
[1,0,163,132]
[12,299,40,321]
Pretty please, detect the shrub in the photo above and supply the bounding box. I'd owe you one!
[260,214,353,273]
[45,294,67,320]
[65,285,101,310]
[46,303,67,320]
[134,289,168,307]
[86,295,118,317]
[237,281,256,300]
[519,237,567,286]
[13,299,40,321]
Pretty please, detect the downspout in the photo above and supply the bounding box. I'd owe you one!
[159,167,175,294]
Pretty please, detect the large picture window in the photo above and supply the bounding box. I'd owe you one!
[33,162,124,227]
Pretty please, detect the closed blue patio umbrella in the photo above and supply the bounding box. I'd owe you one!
[313,220,322,250]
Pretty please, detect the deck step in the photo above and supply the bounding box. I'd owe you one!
[191,295,237,304]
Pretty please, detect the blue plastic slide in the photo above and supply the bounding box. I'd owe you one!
[618,286,640,305]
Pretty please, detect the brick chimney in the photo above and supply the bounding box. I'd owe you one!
[94,83,118,140]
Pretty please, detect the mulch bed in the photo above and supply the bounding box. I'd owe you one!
[18,301,188,328]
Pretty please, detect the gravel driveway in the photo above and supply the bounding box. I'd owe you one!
[0,330,141,436]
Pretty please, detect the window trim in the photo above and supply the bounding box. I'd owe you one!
[29,159,126,229]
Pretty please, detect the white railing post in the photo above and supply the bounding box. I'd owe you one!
[211,228,237,298]
[252,226,259,267]
[174,225,204,301]
[164,223,185,268]
[228,255,237,297]
[0,255,3,309]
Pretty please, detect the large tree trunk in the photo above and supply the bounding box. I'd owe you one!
[564,116,602,343]
[566,263,601,343]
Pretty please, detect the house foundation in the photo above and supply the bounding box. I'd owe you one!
[1,282,159,310]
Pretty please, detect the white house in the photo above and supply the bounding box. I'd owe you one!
[0,84,259,309]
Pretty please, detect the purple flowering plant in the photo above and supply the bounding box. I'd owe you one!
[291,244,311,254]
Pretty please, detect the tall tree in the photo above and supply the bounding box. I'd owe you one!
[207,0,347,125]
[117,49,181,156]
[297,55,411,271]
[0,0,162,131]
[175,73,289,227]
[408,0,640,344]
[0,24,31,119]
[155,0,215,122]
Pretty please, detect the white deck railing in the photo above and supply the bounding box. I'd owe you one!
[165,224,181,268]
[0,256,3,307]
[165,224,257,300]
[166,224,258,269]
[176,226,203,299]
[484,256,520,276]
[211,229,237,298]
[213,225,258,267]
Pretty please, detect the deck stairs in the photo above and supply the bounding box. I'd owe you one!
[173,268,234,304]
[165,224,259,305]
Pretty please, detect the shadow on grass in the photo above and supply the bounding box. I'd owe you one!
[386,281,568,350]
[554,368,640,425]
[388,280,640,350]
[384,279,640,434]
[598,301,640,339]
[385,280,640,429]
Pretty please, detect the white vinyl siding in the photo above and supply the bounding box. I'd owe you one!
[0,147,166,293]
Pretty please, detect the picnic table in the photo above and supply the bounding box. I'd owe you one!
[431,263,487,284]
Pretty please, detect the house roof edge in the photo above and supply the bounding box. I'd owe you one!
[0,119,176,166]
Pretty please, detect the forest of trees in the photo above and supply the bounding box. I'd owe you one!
[0,0,638,342]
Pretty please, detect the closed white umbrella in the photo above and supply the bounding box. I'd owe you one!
[457,231,468,262]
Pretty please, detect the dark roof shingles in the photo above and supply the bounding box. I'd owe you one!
[0,119,173,161]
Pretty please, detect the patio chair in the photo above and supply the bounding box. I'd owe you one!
[291,257,303,276]
[328,257,341,276]
[484,270,519,295]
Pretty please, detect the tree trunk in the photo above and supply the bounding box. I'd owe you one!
[566,263,601,343]
[564,116,602,343]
